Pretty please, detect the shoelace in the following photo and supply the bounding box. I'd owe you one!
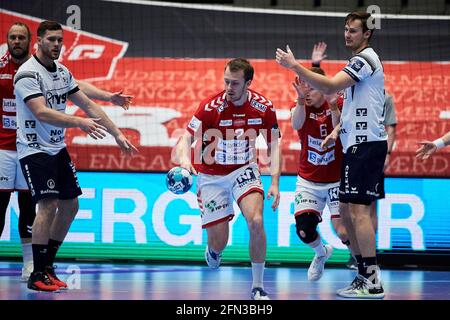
[352,277,366,290]
[41,273,54,285]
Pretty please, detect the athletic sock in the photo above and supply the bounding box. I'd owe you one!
[251,262,265,289]
[310,234,326,257]
[46,239,63,267]
[355,254,364,276]
[21,242,33,265]
[32,244,48,273]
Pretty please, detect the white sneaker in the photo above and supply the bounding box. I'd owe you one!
[204,246,221,269]
[337,274,385,299]
[251,287,270,300]
[21,261,34,282]
[307,244,333,281]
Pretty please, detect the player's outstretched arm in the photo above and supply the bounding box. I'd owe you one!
[176,131,197,175]
[25,96,108,140]
[276,45,355,95]
[69,90,138,156]
[78,80,132,110]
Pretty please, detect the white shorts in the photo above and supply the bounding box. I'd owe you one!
[0,149,28,191]
[197,163,264,228]
[294,176,340,221]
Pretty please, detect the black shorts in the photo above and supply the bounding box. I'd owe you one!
[339,141,387,205]
[20,148,82,203]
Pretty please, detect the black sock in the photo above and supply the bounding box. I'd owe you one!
[32,244,48,273]
[46,239,63,267]
[362,256,378,282]
[355,254,364,276]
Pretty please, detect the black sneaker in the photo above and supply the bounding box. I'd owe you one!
[27,271,60,291]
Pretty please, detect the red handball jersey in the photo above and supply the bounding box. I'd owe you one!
[293,97,343,183]
[186,89,279,175]
[0,53,20,151]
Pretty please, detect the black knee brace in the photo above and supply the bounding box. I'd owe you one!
[18,191,36,239]
[295,212,320,244]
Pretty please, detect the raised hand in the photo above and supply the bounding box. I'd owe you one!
[311,41,328,65]
[276,45,298,70]
[292,76,310,100]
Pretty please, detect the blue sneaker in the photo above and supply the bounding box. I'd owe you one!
[204,246,221,269]
[251,287,270,300]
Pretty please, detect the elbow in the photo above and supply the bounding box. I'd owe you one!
[34,109,48,122]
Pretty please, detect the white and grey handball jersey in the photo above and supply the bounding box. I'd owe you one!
[14,55,79,159]
[340,47,387,153]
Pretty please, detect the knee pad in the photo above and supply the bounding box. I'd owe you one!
[18,192,35,239]
[295,212,320,244]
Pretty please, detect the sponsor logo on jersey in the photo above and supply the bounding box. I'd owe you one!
[27,142,40,149]
[25,120,36,128]
[356,135,368,143]
[219,119,233,127]
[233,114,245,118]
[308,135,328,152]
[309,113,318,120]
[188,116,201,132]
[250,99,267,112]
[0,74,12,80]
[248,118,262,125]
[46,92,68,108]
[307,150,335,166]
[233,118,245,127]
[356,122,367,130]
[356,108,367,116]
[2,115,16,129]
[50,128,64,144]
[217,102,228,113]
[2,99,16,112]
[26,133,37,142]
[348,58,364,73]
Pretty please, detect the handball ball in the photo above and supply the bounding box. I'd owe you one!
[166,167,193,194]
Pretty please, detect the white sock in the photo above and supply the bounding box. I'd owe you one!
[251,262,265,289]
[21,242,33,265]
[309,234,326,257]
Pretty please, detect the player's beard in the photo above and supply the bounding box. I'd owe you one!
[8,44,29,61]
[41,45,61,61]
